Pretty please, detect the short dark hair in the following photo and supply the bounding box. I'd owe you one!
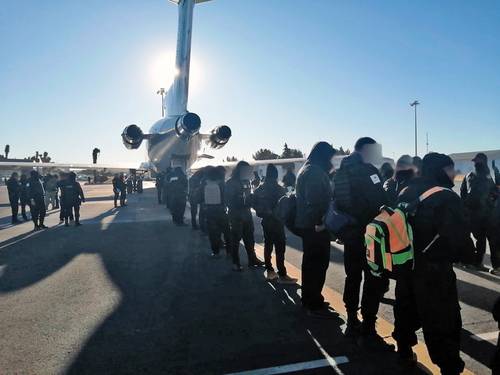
[354,137,376,152]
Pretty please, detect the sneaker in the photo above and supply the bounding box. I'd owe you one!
[357,333,395,352]
[489,267,500,276]
[277,275,298,284]
[265,270,278,281]
[232,264,243,272]
[249,258,265,268]
[39,224,48,229]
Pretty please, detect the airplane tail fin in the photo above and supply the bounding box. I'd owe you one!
[166,0,212,117]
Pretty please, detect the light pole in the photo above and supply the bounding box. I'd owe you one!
[157,88,166,117]
[410,100,420,156]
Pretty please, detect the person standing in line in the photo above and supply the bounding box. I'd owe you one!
[384,155,416,207]
[226,161,264,271]
[137,176,143,193]
[155,172,165,204]
[379,162,395,185]
[393,153,474,373]
[45,174,58,210]
[169,167,188,225]
[7,172,20,224]
[112,174,120,208]
[295,142,336,318]
[163,167,173,211]
[253,164,297,284]
[60,172,85,226]
[118,174,127,207]
[188,169,204,230]
[19,174,29,221]
[282,167,297,191]
[334,137,392,348]
[460,152,498,271]
[27,171,47,230]
[251,171,261,191]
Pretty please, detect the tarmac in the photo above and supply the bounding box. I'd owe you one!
[0,184,498,374]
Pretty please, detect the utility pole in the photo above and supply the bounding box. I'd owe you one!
[157,88,166,117]
[410,100,420,156]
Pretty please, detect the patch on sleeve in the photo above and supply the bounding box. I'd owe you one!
[370,174,381,184]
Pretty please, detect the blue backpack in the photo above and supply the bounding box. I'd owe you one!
[324,200,356,238]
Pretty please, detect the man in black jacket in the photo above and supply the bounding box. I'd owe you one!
[460,152,498,271]
[295,142,336,317]
[169,167,188,226]
[7,172,20,224]
[282,167,296,190]
[253,164,297,284]
[384,155,415,207]
[334,137,390,345]
[393,153,474,374]
[19,174,29,221]
[60,172,85,226]
[226,161,264,271]
[27,171,47,230]
[188,169,204,229]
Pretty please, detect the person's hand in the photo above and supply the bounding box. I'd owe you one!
[315,224,326,232]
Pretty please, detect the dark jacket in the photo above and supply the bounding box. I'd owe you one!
[225,177,252,218]
[169,171,188,199]
[19,178,28,203]
[7,177,20,202]
[334,152,388,230]
[27,177,45,202]
[295,163,332,229]
[384,169,415,207]
[253,180,287,219]
[460,166,497,219]
[399,175,474,264]
[60,180,85,206]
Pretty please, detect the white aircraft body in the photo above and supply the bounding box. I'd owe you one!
[121,0,231,172]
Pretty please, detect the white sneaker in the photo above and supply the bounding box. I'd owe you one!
[265,270,278,281]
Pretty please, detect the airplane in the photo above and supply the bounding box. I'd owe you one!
[121,0,231,172]
[1,0,230,175]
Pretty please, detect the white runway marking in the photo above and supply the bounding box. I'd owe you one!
[226,357,349,375]
[470,330,499,342]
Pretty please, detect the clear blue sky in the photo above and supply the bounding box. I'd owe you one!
[1,0,499,164]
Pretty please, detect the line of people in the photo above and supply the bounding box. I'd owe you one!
[7,171,85,230]
[152,138,499,374]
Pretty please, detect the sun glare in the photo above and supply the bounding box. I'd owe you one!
[150,51,204,94]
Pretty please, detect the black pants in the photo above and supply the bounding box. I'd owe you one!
[206,206,230,254]
[199,204,207,232]
[171,196,186,224]
[301,229,331,310]
[30,199,46,226]
[120,191,127,206]
[20,199,28,219]
[63,203,80,222]
[471,216,496,266]
[262,217,287,276]
[9,195,19,222]
[230,210,257,266]
[156,187,162,204]
[343,234,388,327]
[189,198,199,227]
[393,259,464,374]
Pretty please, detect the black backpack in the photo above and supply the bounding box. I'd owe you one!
[275,193,302,236]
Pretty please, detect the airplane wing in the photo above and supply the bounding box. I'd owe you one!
[0,161,148,172]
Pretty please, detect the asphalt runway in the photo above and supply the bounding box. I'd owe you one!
[0,184,498,374]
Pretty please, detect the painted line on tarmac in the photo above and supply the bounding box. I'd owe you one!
[253,244,475,375]
[226,357,349,375]
[470,330,499,342]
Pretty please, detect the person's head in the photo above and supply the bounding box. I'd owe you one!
[354,137,382,165]
[205,166,218,181]
[20,174,27,182]
[472,152,488,170]
[422,152,456,188]
[412,156,423,176]
[30,170,39,179]
[265,164,278,182]
[10,172,18,180]
[215,166,226,181]
[69,172,77,182]
[286,166,294,173]
[379,162,394,180]
[307,142,336,172]
[396,155,414,172]
[232,161,252,181]
[253,171,259,178]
